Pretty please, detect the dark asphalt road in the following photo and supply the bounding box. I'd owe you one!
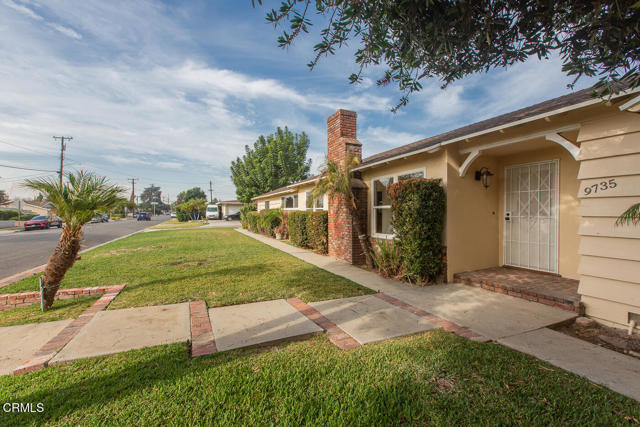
[0,215,168,278]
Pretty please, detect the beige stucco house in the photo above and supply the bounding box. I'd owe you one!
[253,86,640,331]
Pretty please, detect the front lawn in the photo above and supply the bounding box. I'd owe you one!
[0,296,99,327]
[2,331,638,426]
[2,229,371,309]
[150,219,208,229]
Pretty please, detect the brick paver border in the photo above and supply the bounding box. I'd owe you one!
[373,293,489,342]
[286,297,361,350]
[0,286,125,312]
[189,301,217,357]
[12,284,126,375]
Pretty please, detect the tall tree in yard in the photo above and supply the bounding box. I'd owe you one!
[23,171,125,310]
[311,152,374,268]
[231,127,311,203]
[256,1,639,110]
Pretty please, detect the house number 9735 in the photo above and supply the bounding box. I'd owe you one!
[583,178,617,195]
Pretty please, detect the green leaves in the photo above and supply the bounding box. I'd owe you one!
[258,0,640,110]
[230,127,312,203]
[389,179,446,284]
[23,170,126,234]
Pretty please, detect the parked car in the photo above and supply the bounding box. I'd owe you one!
[24,215,61,230]
[137,212,151,221]
[170,211,177,219]
[49,215,63,228]
[223,212,241,221]
[90,215,103,223]
[101,214,109,222]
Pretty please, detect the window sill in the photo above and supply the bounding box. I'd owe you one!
[372,233,395,240]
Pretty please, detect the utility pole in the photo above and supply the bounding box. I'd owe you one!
[53,136,73,186]
[128,178,138,216]
[209,180,214,202]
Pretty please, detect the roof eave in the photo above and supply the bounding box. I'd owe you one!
[354,87,640,171]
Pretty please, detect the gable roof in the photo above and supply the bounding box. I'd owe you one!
[357,85,638,169]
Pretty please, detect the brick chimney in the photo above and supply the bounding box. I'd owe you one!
[327,110,366,264]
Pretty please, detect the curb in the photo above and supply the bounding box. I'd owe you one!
[0,227,149,289]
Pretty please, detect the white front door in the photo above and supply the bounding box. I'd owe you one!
[504,160,558,273]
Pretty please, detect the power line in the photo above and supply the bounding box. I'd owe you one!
[0,163,57,172]
[0,139,59,156]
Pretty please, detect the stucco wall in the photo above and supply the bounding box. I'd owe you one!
[445,147,500,281]
[576,110,640,329]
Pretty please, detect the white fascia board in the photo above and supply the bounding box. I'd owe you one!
[619,94,640,112]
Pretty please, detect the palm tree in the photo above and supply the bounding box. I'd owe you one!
[23,171,125,310]
[616,203,640,227]
[311,152,374,268]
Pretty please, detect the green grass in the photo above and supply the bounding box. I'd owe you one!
[0,296,99,327]
[1,331,638,426]
[151,219,209,229]
[2,229,371,309]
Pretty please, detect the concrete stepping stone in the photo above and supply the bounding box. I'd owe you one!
[51,303,190,364]
[309,295,438,345]
[209,299,322,352]
[0,320,71,376]
[499,328,640,402]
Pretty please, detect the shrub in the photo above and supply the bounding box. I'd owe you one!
[0,210,36,221]
[246,211,260,233]
[388,179,446,284]
[176,210,189,222]
[307,211,328,254]
[370,239,404,278]
[274,211,289,239]
[259,209,283,237]
[240,204,257,229]
[289,211,310,247]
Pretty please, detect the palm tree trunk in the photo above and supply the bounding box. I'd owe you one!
[350,203,374,268]
[40,229,82,309]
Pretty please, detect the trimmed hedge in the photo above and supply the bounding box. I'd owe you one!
[288,211,309,248]
[288,211,328,253]
[389,178,445,284]
[308,211,328,254]
[176,210,189,222]
[259,209,283,237]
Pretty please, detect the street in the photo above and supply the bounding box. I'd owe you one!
[0,215,168,279]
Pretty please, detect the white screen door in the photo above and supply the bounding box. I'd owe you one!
[504,160,558,273]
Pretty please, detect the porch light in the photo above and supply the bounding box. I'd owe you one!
[475,167,494,189]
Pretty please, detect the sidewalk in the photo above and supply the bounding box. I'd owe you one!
[236,228,640,402]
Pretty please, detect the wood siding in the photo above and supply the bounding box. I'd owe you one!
[576,112,640,329]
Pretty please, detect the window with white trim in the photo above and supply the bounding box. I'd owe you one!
[372,169,425,238]
[306,191,325,210]
[264,201,270,210]
[281,194,298,209]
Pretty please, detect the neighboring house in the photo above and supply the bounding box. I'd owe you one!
[218,200,244,217]
[252,176,328,213]
[253,86,640,331]
[0,200,56,216]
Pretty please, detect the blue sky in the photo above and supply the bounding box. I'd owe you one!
[0,0,596,201]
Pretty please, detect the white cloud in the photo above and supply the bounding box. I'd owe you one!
[47,22,82,39]
[104,155,149,166]
[1,0,42,20]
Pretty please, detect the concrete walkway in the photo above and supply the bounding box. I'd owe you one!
[236,229,640,402]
